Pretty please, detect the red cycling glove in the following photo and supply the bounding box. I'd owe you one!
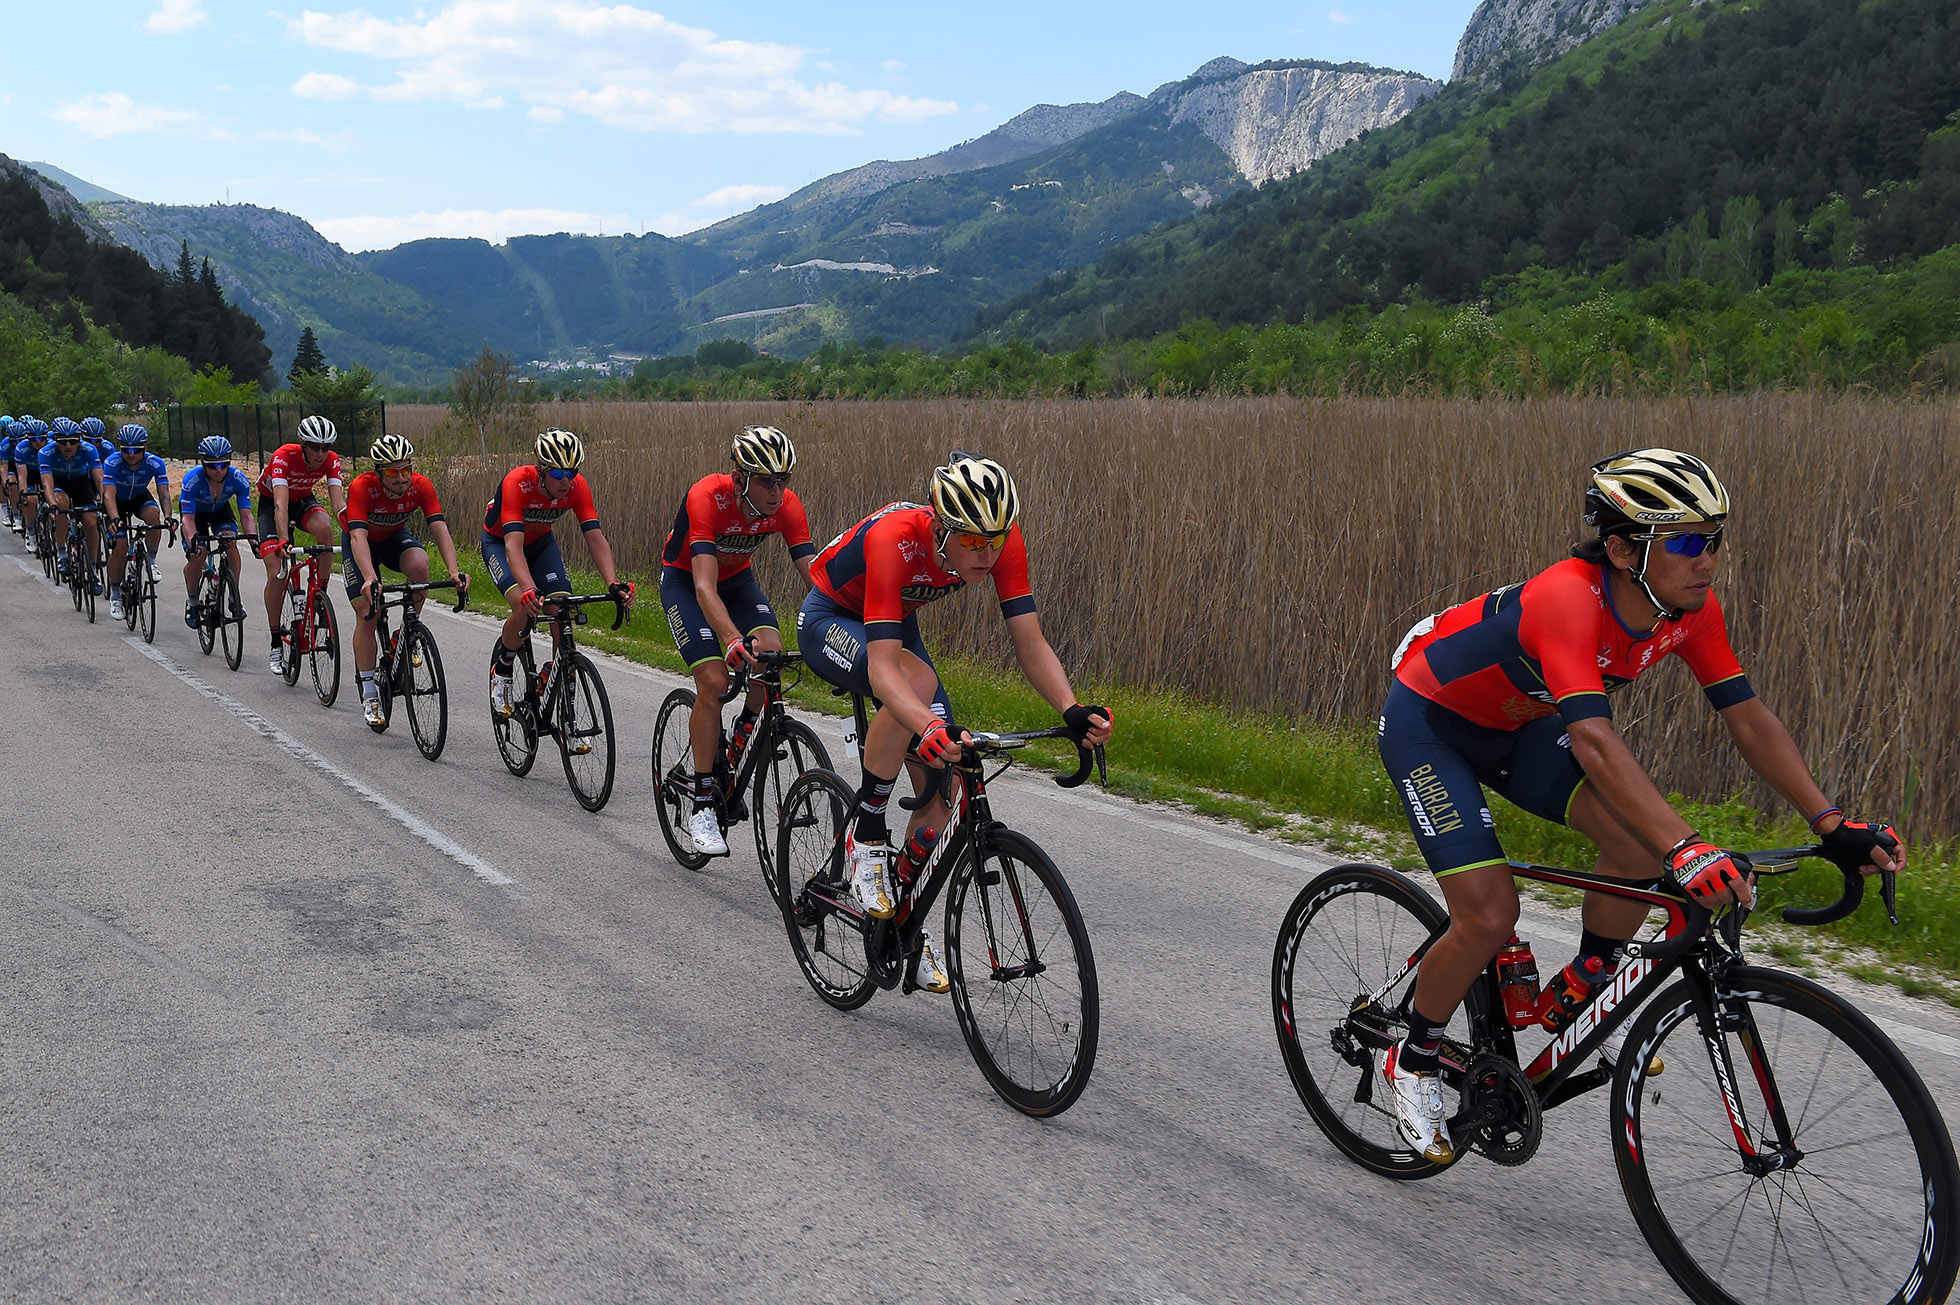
[1668,839,1752,907]
[915,719,959,766]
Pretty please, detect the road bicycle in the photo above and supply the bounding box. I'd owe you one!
[649,643,831,893]
[273,541,342,706]
[188,530,257,671]
[774,697,1106,1116]
[1272,848,1958,1305]
[59,505,104,622]
[366,579,465,761]
[33,497,58,579]
[114,511,177,643]
[490,592,624,812]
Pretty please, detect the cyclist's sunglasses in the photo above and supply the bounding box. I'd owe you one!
[544,466,577,481]
[953,529,1010,552]
[202,459,231,470]
[1640,528,1724,557]
[54,437,81,447]
[746,473,790,491]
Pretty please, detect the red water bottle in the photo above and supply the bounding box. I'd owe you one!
[895,825,940,886]
[1495,935,1540,1029]
[725,712,757,771]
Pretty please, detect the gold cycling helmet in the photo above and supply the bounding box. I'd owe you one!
[369,433,414,467]
[731,425,796,477]
[930,451,1020,536]
[1585,447,1730,534]
[535,427,585,472]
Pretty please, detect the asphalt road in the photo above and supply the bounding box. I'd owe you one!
[2,533,1955,1304]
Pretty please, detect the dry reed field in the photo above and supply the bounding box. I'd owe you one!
[395,396,1959,835]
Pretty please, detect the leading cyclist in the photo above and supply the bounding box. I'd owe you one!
[101,424,172,623]
[797,453,1113,993]
[1375,448,1904,1163]
[258,415,347,676]
[660,425,818,857]
[179,436,252,628]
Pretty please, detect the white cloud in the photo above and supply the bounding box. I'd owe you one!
[258,127,352,151]
[529,105,564,123]
[315,207,633,252]
[51,92,199,138]
[292,71,360,100]
[147,0,207,34]
[649,181,790,236]
[1328,9,1354,24]
[882,59,905,73]
[287,1,956,133]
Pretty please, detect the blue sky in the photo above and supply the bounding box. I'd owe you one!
[3,1,1483,252]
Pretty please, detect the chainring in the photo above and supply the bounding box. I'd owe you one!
[1462,1053,1543,1167]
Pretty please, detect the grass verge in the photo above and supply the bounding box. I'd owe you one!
[450,550,1960,997]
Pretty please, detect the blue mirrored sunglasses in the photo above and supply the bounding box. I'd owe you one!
[544,467,577,480]
[203,460,231,470]
[1657,529,1723,557]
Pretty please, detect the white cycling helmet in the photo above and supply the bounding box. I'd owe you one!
[930,452,1020,537]
[297,414,338,445]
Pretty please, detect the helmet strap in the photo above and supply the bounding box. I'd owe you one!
[735,469,763,518]
[1627,537,1684,625]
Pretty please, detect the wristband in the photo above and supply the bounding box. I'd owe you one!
[1808,807,1842,833]
[1664,833,1699,865]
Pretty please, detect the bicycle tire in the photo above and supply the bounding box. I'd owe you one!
[309,591,340,706]
[1611,966,1960,1305]
[280,589,305,686]
[81,552,96,623]
[220,569,244,671]
[68,541,83,612]
[651,687,711,870]
[121,558,139,631]
[775,768,876,1010]
[492,654,539,777]
[754,718,832,904]
[403,624,447,761]
[944,827,1099,1116]
[556,653,615,812]
[196,573,217,655]
[1272,864,1460,1178]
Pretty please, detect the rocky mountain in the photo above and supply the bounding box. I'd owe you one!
[0,154,113,242]
[1452,0,1671,81]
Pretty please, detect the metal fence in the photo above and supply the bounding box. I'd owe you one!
[162,401,387,465]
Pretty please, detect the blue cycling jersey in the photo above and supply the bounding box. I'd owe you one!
[91,437,117,463]
[104,451,170,502]
[38,441,102,480]
[179,466,253,515]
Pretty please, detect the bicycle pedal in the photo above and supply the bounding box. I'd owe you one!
[724,795,749,823]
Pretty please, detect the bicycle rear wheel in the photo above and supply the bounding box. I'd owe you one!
[309,591,340,705]
[651,688,711,870]
[121,559,139,631]
[68,543,83,611]
[196,575,217,655]
[492,655,539,777]
[81,552,96,622]
[775,769,875,1010]
[402,625,447,761]
[1611,966,1959,1305]
[280,590,305,686]
[754,718,831,904]
[220,569,245,671]
[556,653,615,812]
[944,827,1098,1116]
[1272,864,1459,1178]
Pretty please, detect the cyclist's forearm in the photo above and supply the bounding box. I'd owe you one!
[429,522,463,582]
[1566,718,1692,857]
[585,530,620,587]
[503,531,535,593]
[349,529,378,587]
[692,558,742,647]
[1006,613,1076,713]
[1720,698,1833,823]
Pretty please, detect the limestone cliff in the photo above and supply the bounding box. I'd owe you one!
[1452,0,1672,82]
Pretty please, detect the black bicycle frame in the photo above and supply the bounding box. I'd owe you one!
[516,593,623,726]
[713,651,801,801]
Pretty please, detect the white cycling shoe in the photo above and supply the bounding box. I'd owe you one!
[147,559,161,583]
[108,597,124,621]
[1382,1043,1454,1163]
[845,827,896,919]
[269,646,285,676]
[362,694,387,728]
[1600,1023,1665,1076]
[913,929,950,994]
[686,805,729,857]
[490,670,515,717]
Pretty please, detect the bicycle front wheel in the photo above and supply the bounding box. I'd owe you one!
[774,768,875,1010]
[492,660,538,777]
[1612,966,1959,1305]
[650,687,710,870]
[402,625,447,761]
[556,653,615,812]
[944,827,1098,1117]
[754,718,831,902]
[196,576,217,655]
[81,554,96,622]
[68,545,83,611]
[220,569,244,670]
[1272,864,1459,1178]
[309,592,340,705]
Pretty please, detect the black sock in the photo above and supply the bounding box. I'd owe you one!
[1578,929,1626,975]
[491,641,516,672]
[854,769,897,844]
[1399,1008,1448,1074]
[692,772,716,809]
[271,628,284,648]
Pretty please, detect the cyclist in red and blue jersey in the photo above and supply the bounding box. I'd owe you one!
[1375,448,1905,1164]
[258,415,347,676]
[343,434,469,727]
[39,418,105,591]
[482,428,633,716]
[797,453,1113,994]
[179,436,253,628]
[661,425,818,857]
[101,424,173,623]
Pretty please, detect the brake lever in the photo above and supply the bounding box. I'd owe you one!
[1880,868,1900,925]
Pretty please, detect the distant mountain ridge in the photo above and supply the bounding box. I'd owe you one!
[21,161,131,205]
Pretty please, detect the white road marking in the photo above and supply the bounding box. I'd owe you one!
[10,552,60,590]
[126,638,517,890]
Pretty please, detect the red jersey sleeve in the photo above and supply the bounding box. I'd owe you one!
[414,473,445,522]
[343,474,375,531]
[779,489,816,561]
[1517,563,1612,724]
[684,477,720,558]
[324,451,344,486]
[1674,593,1754,709]
[991,527,1035,618]
[496,466,529,535]
[570,474,600,531]
[860,512,917,639]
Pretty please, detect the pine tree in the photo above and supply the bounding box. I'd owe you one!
[288,326,327,387]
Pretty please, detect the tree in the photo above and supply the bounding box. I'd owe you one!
[450,345,534,458]
[288,326,326,387]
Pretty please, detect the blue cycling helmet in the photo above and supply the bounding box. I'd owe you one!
[80,417,106,437]
[118,423,151,446]
[24,419,49,438]
[50,417,80,438]
[197,435,234,462]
